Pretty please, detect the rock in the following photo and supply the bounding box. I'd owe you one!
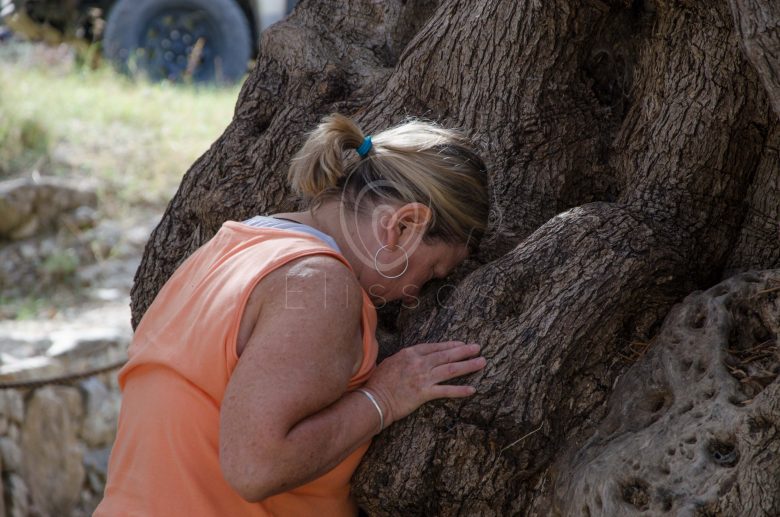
[0,356,54,380]
[57,386,85,424]
[76,256,141,292]
[0,204,155,298]
[76,489,97,517]
[47,327,126,359]
[0,438,21,473]
[83,446,111,492]
[79,378,120,448]
[0,324,127,388]
[0,466,6,517]
[0,334,55,375]
[6,473,27,517]
[20,387,85,517]
[125,223,153,249]
[0,392,24,424]
[60,205,98,231]
[0,233,83,297]
[88,219,122,248]
[0,337,51,362]
[6,425,18,443]
[0,176,97,240]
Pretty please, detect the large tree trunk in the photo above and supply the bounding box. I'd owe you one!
[131,0,780,514]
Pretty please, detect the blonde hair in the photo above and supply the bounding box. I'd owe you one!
[288,113,490,252]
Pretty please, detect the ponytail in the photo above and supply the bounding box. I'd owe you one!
[287,113,366,201]
[287,113,490,252]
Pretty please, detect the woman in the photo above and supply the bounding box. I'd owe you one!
[95,113,490,516]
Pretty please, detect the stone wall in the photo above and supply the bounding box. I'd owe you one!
[0,315,127,517]
[0,372,120,517]
[0,174,146,516]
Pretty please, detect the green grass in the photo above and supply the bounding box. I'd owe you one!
[0,295,49,320]
[0,43,240,215]
[0,99,49,175]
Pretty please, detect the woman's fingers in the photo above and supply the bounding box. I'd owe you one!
[430,356,486,385]
[426,343,481,367]
[366,341,485,424]
[420,342,485,389]
[412,340,472,355]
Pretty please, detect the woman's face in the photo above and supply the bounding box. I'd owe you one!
[366,238,469,307]
[345,200,470,306]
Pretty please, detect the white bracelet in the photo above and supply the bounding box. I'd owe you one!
[356,388,384,433]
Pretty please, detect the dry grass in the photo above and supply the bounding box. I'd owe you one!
[0,41,240,318]
[0,41,239,215]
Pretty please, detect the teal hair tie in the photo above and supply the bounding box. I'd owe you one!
[356,136,373,157]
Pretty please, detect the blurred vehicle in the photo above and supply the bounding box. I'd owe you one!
[1,0,298,83]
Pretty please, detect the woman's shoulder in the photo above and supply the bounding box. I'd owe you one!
[236,253,363,356]
[262,254,362,313]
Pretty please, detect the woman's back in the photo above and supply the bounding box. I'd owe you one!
[95,221,378,516]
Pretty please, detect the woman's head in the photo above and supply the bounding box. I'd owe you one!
[287,113,490,304]
[288,113,489,251]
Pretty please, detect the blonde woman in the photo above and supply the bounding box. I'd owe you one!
[96,114,491,516]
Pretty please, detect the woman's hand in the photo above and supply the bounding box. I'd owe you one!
[364,341,485,428]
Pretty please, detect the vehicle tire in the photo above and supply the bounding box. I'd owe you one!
[103,0,252,84]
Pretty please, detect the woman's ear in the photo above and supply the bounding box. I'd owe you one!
[380,202,431,248]
[395,203,432,234]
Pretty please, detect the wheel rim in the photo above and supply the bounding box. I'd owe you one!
[136,8,219,82]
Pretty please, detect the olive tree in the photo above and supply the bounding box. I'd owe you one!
[131,0,780,514]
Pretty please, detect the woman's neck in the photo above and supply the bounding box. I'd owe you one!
[271,202,373,282]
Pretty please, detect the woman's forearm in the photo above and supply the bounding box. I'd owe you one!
[222,341,485,503]
[228,389,383,502]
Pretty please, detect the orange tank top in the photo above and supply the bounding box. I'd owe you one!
[95,221,379,517]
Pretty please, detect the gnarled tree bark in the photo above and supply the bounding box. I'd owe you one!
[730,0,780,118]
[131,0,779,514]
[555,270,780,515]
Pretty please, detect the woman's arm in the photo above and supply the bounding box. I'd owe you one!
[219,255,484,501]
